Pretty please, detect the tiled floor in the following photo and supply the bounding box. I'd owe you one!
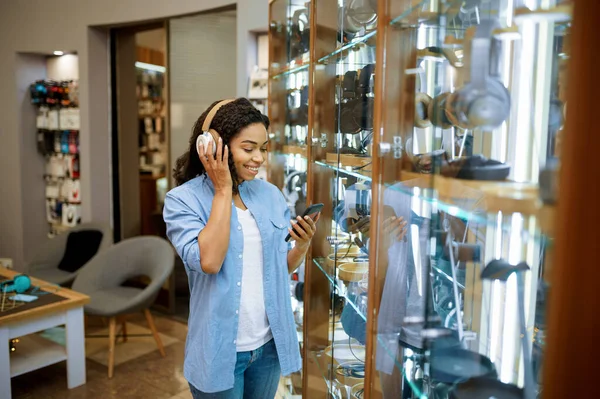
[10,312,295,399]
[11,312,190,398]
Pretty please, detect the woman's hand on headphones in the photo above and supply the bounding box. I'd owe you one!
[288,213,320,250]
[198,137,232,194]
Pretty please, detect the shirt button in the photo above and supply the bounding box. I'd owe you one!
[237,225,241,230]
[233,340,236,344]
[236,310,239,314]
[237,282,241,287]
[238,254,242,259]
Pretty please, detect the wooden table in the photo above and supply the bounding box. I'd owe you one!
[0,267,89,399]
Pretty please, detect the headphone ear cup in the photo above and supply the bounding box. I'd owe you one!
[451,80,510,130]
[444,91,471,129]
[14,275,31,294]
[1,275,31,294]
[414,92,432,128]
[428,93,453,129]
[469,79,510,129]
[196,133,216,156]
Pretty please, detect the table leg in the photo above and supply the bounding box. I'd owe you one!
[0,326,11,399]
[65,307,86,389]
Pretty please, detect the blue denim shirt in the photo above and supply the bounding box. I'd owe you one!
[163,174,301,393]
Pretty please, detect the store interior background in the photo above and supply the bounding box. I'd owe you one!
[0,0,268,274]
[0,1,280,397]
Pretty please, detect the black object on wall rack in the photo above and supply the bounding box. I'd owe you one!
[30,79,81,237]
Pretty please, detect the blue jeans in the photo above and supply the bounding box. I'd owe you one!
[189,339,281,399]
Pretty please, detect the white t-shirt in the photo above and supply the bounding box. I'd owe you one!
[235,207,272,351]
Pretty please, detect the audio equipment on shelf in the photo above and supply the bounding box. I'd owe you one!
[445,19,511,130]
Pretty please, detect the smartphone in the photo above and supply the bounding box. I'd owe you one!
[285,203,324,242]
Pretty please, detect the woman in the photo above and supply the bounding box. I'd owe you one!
[163,98,319,398]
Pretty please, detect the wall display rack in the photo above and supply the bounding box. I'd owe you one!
[136,63,167,177]
[268,0,582,398]
[30,79,81,237]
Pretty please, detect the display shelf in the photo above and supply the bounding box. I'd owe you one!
[315,159,549,243]
[313,257,368,323]
[317,31,377,65]
[271,64,310,80]
[314,160,372,183]
[10,334,67,378]
[389,0,429,27]
[317,60,377,69]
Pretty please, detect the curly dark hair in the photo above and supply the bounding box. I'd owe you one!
[173,98,270,193]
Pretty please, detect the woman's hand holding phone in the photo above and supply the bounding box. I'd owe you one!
[288,213,320,249]
[198,137,232,194]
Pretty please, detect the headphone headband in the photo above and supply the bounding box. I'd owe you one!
[202,99,236,134]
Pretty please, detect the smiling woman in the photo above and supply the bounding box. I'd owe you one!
[163,98,320,399]
[172,98,269,193]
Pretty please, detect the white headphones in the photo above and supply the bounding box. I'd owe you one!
[196,99,235,156]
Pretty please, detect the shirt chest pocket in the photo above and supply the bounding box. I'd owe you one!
[270,217,289,253]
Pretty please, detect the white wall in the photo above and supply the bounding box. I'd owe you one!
[0,0,267,271]
[258,34,269,70]
[46,54,80,81]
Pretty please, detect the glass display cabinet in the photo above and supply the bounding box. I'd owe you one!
[376,1,569,398]
[269,0,312,395]
[269,0,575,398]
[304,0,378,398]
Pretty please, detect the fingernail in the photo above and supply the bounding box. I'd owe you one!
[304,216,309,220]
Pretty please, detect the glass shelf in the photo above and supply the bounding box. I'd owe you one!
[313,257,368,323]
[314,159,549,243]
[389,0,429,27]
[385,177,549,245]
[317,60,376,68]
[314,160,372,183]
[317,31,377,65]
[271,63,310,80]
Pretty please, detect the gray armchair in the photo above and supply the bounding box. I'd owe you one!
[71,236,174,378]
[28,222,113,285]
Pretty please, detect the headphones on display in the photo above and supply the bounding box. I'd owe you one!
[337,71,361,134]
[428,92,454,129]
[338,0,377,40]
[290,8,310,60]
[415,92,433,128]
[445,19,511,130]
[336,64,375,135]
[196,99,235,156]
[1,274,32,294]
[355,63,375,131]
[288,86,309,126]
